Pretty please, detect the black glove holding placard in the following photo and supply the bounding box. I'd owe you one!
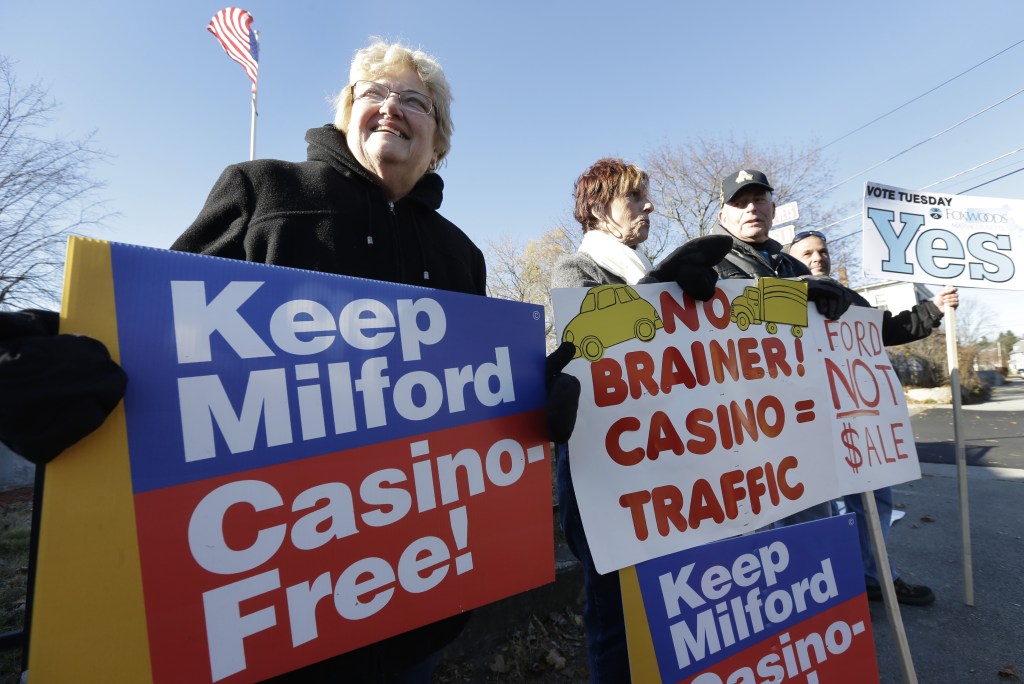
[545,341,580,443]
[0,310,127,464]
[0,309,60,339]
[639,234,733,301]
[805,277,856,320]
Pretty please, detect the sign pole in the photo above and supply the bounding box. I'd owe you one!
[943,306,974,605]
[862,491,917,684]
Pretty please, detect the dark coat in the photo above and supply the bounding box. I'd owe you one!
[711,224,811,279]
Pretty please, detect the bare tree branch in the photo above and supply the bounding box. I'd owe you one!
[0,56,112,309]
[641,135,853,271]
[485,227,574,351]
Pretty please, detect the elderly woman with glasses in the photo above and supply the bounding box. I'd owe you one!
[551,158,730,683]
[1,38,486,684]
[177,37,479,684]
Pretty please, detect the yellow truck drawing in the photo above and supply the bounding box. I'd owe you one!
[561,284,664,362]
[729,277,808,337]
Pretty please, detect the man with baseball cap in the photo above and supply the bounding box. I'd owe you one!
[711,168,854,525]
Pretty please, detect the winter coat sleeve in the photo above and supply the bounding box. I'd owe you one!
[551,252,618,289]
[879,300,943,346]
[170,166,253,258]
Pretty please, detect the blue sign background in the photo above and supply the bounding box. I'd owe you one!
[109,244,546,493]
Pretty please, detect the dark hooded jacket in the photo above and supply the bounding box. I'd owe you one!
[173,125,480,681]
[172,125,486,297]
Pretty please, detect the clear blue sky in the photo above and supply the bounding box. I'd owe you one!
[3,1,1024,335]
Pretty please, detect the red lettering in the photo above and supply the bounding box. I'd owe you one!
[661,345,698,392]
[875,364,900,404]
[777,455,804,500]
[592,358,627,407]
[687,479,725,529]
[738,337,765,380]
[746,466,768,514]
[731,399,758,445]
[659,290,701,334]
[606,417,644,466]
[709,339,739,383]
[685,408,717,455]
[624,350,658,400]
[825,357,859,410]
[891,422,909,459]
[647,411,684,460]
[758,395,785,438]
[762,337,790,378]
[719,469,747,519]
[652,485,688,536]
[619,490,653,541]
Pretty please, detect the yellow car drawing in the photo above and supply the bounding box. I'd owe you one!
[561,284,664,362]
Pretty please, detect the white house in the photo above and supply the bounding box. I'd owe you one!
[853,280,937,315]
[1009,341,1024,375]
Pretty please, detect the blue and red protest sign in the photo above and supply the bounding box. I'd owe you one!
[623,515,878,683]
[30,239,553,683]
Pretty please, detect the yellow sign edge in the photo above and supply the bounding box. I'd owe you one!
[28,237,153,682]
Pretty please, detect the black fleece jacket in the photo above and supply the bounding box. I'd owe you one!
[711,224,811,280]
[172,125,481,681]
[172,125,486,297]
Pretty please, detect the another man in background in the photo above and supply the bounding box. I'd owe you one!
[785,229,958,606]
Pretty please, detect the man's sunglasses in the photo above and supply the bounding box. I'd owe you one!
[792,230,826,243]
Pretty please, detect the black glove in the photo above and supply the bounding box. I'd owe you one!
[0,309,60,339]
[546,341,580,443]
[639,234,733,301]
[0,315,127,464]
[805,278,855,320]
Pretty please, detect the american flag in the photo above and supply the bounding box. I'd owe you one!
[207,8,258,92]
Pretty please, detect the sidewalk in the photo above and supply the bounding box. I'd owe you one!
[869,462,1024,683]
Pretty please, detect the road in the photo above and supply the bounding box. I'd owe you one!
[911,376,1024,470]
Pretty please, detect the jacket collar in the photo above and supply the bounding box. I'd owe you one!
[304,124,443,210]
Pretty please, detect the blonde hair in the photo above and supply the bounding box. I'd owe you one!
[333,37,453,169]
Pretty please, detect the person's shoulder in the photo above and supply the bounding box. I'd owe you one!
[778,252,811,276]
[427,213,484,257]
[552,251,604,288]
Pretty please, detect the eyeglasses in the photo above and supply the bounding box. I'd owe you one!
[792,230,827,243]
[352,80,435,116]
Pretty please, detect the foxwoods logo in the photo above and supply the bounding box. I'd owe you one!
[943,209,1008,224]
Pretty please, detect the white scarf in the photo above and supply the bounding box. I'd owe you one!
[578,230,652,285]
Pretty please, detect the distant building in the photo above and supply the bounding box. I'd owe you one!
[853,280,936,314]
[1009,341,1024,375]
[853,280,942,387]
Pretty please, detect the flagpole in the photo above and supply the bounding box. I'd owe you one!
[249,30,259,161]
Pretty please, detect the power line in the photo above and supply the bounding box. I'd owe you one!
[806,84,1024,202]
[919,146,1024,190]
[817,38,1024,152]
[959,166,1024,194]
